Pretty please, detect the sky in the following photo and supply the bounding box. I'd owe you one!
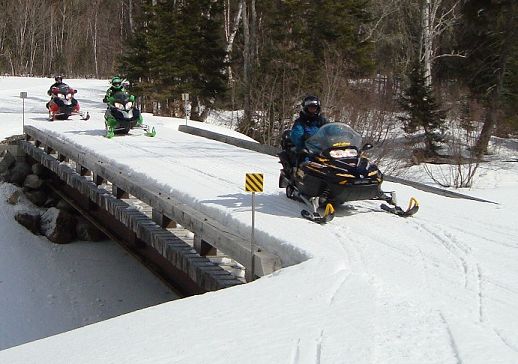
[0,77,517,363]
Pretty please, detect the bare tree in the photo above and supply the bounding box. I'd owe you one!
[224,0,243,83]
[420,0,462,86]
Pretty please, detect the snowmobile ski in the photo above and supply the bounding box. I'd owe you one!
[141,124,156,137]
[80,111,90,120]
[380,197,419,217]
[301,203,335,224]
[106,126,115,139]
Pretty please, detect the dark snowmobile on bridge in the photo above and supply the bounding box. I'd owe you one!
[278,122,419,223]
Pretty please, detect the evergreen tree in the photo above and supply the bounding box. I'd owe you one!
[458,0,518,153]
[233,0,374,140]
[311,0,374,74]
[256,0,374,84]
[399,62,446,156]
[119,0,159,108]
[120,0,227,119]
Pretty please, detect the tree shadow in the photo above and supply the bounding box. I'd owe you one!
[62,129,107,137]
[201,192,384,219]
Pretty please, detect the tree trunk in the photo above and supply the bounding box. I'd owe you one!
[128,0,134,33]
[422,0,432,87]
[224,0,243,83]
[250,0,258,65]
[474,104,496,156]
[241,0,252,131]
[93,1,99,78]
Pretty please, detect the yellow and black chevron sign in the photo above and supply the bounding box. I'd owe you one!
[245,173,264,192]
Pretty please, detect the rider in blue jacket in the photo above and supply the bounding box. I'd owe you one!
[290,95,328,151]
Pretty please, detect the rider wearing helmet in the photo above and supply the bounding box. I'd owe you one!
[47,75,67,96]
[290,95,329,151]
[103,76,128,103]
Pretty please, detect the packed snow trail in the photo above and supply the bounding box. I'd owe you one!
[1,78,517,363]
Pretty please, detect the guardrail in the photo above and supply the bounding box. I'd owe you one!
[179,125,497,204]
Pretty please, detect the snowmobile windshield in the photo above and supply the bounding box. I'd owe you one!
[112,92,130,104]
[53,84,71,95]
[305,123,362,153]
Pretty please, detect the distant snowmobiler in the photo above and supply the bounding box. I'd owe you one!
[46,76,89,121]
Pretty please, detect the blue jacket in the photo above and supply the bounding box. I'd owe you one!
[290,112,328,150]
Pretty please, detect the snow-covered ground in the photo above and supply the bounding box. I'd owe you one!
[0,77,179,351]
[1,77,518,363]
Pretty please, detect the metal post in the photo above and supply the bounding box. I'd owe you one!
[20,92,27,134]
[244,172,262,282]
[182,93,189,125]
[251,191,255,281]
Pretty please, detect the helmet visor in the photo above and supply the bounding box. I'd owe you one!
[304,99,320,107]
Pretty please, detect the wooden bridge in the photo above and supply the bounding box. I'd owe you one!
[19,125,282,295]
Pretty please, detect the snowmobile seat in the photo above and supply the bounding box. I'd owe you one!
[279,129,300,168]
[280,129,294,151]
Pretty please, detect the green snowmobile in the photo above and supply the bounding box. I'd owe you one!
[104,91,155,138]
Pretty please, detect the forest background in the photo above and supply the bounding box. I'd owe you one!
[1,0,516,164]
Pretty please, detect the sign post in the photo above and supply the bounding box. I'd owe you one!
[20,92,27,134]
[181,93,189,125]
[244,173,264,282]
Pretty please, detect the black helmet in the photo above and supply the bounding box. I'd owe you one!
[54,75,63,83]
[302,95,321,116]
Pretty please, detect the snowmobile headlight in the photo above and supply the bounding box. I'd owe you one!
[329,149,357,159]
[66,93,73,100]
[114,102,124,110]
[126,101,133,110]
[57,93,64,99]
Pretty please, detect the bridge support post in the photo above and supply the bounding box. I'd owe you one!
[193,234,217,256]
[76,163,91,176]
[44,145,53,154]
[57,153,68,162]
[92,173,104,185]
[112,184,129,199]
[152,210,177,228]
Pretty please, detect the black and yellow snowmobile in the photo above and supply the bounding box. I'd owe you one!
[278,122,419,223]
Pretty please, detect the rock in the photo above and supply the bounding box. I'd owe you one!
[15,212,41,234]
[1,135,24,144]
[0,151,15,173]
[6,189,23,205]
[76,217,107,241]
[0,170,9,182]
[40,207,76,244]
[31,163,49,177]
[43,196,57,208]
[9,162,32,186]
[56,199,75,213]
[24,174,44,190]
[25,190,48,207]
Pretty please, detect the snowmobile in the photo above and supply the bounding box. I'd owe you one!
[47,84,89,121]
[104,91,155,138]
[278,122,419,223]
